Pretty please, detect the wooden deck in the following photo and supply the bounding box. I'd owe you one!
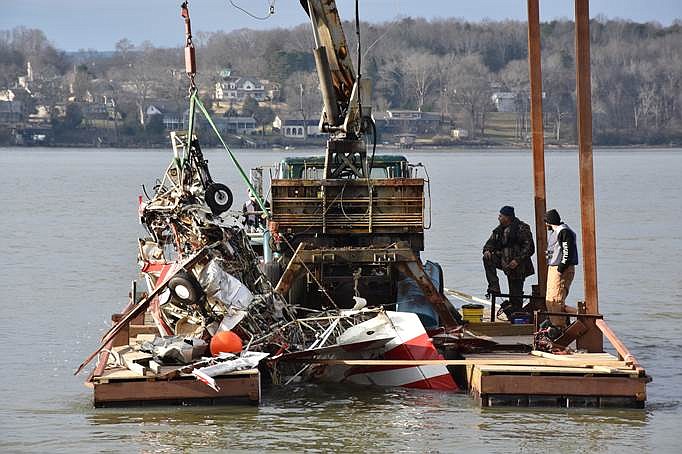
[444,290,649,408]
[89,293,648,408]
[464,352,648,408]
[88,311,261,407]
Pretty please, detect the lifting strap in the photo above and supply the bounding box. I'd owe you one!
[188,93,271,219]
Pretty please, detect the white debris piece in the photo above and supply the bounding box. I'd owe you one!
[206,309,247,335]
[199,259,254,309]
[191,351,269,391]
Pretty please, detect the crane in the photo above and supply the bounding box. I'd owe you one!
[300,0,374,179]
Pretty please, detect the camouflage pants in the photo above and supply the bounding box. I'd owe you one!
[483,254,525,309]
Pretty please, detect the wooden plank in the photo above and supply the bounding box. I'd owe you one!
[470,364,482,395]
[469,352,627,368]
[120,351,153,376]
[129,325,160,337]
[554,319,588,347]
[533,351,618,360]
[474,372,647,399]
[291,358,628,368]
[94,372,260,405]
[121,351,153,363]
[477,364,638,376]
[133,333,157,344]
[530,350,625,366]
[95,368,152,381]
[149,360,162,374]
[463,334,534,345]
[93,366,259,383]
[595,318,646,376]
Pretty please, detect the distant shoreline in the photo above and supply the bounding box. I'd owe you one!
[3,143,681,152]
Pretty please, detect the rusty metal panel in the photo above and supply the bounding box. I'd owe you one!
[271,179,425,235]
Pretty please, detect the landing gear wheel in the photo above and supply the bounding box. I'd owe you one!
[205,183,233,215]
[168,272,202,303]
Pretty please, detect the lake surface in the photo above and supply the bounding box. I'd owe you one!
[1,147,680,453]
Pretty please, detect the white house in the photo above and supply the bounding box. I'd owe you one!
[451,128,469,139]
[491,92,517,113]
[273,116,321,138]
[215,77,267,102]
[0,89,16,101]
[145,103,185,130]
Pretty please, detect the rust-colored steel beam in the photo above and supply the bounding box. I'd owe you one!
[527,0,548,296]
[595,319,646,377]
[574,0,603,352]
[75,247,211,375]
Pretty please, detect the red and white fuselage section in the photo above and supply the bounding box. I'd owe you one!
[311,311,458,391]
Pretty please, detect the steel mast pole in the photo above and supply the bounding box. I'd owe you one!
[574,0,603,352]
[526,0,548,298]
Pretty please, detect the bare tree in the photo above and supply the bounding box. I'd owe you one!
[448,54,493,137]
[543,51,576,141]
[401,52,439,111]
[499,58,529,139]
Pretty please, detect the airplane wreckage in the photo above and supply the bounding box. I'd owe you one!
[77,1,649,408]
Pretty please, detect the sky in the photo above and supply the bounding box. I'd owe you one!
[3,0,681,51]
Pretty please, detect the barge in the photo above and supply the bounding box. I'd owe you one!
[77,0,650,408]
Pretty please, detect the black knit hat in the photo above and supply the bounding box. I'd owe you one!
[544,209,562,225]
[499,206,515,217]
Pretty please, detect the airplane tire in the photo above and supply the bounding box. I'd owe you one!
[205,183,233,214]
[168,272,202,303]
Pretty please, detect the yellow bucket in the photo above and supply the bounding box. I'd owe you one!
[461,304,484,323]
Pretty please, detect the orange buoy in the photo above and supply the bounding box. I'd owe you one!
[210,330,243,356]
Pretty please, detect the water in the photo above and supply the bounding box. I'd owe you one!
[1,147,680,453]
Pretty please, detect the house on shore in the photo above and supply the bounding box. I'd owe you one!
[0,100,24,124]
[213,116,257,135]
[272,115,322,138]
[215,76,267,102]
[376,110,443,135]
[491,92,517,113]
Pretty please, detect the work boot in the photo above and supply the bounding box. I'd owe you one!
[497,299,516,320]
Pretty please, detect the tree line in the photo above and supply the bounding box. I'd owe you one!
[1,17,681,146]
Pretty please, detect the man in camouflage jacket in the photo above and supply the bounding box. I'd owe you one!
[483,206,535,315]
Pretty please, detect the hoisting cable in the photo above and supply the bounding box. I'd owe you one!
[182,1,197,143]
[228,0,276,21]
[355,0,362,129]
[191,93,271,219]
[354,0,375,222]
[180,2,270,219]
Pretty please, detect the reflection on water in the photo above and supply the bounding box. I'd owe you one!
[1,148,681,453]
[79,384,655,452]
[85,385,470,451]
